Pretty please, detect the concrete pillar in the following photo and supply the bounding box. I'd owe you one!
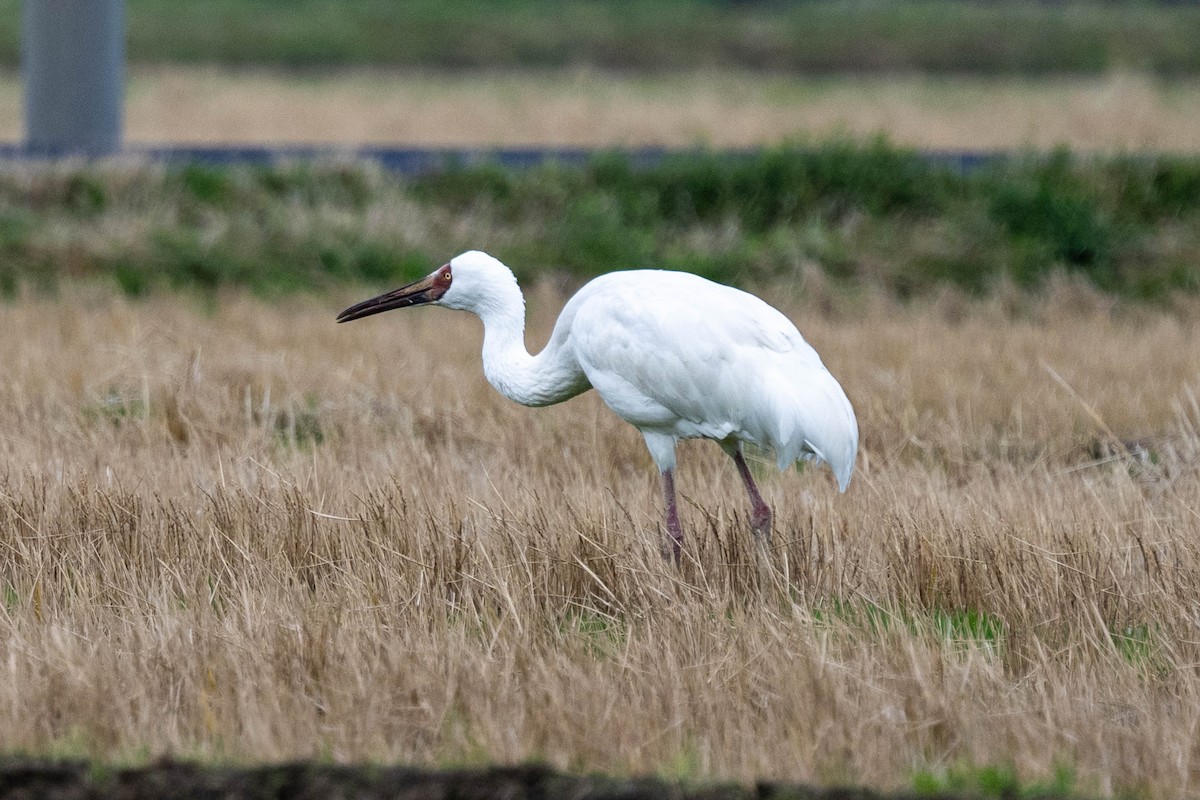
[23,0,125,156]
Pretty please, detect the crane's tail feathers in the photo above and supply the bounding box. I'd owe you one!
[761,370,859,493]
[794,440,855,493]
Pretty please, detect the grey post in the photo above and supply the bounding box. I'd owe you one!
[23,0,125,156]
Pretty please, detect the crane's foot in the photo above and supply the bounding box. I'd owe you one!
[662,534,682,566]
[750,506,772,544]
[662,517,684,565]
[660,467,684,566]
[731,448,773,545]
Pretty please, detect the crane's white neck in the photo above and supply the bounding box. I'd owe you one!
[443,264,585,408]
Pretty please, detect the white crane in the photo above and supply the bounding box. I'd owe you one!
[338,250,858,562]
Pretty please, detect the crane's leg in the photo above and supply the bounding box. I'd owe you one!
[727,445,772,541]
[642,432,682,563]
[661,467,684,565]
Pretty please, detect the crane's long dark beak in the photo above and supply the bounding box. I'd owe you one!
[336,274,440,323]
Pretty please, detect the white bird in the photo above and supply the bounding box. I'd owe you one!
[337,250,858,562]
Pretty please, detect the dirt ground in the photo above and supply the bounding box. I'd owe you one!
[0,760,1039,800]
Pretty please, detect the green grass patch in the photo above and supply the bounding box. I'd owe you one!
[272,395,328,451]
[913,762,1077,799]
[812,599,1006,654]
[558,608,626,658]
[80,390,148,428]
[1110,622,1169,674]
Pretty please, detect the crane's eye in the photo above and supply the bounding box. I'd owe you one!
[443,270,452,282]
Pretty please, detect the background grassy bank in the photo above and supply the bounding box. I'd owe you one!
[3,0,1200,76]
[3,144,1199,302]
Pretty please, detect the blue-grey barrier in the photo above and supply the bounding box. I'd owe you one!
[0,144,1003,175]
[23,0,125,156]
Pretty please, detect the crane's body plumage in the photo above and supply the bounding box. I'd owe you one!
[564,270,856,488]
[337,250,858,560]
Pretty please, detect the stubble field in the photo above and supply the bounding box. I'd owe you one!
[4,69,1200,151]
[2,282,1200,795]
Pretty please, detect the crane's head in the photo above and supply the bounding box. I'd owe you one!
[336,250,519,323]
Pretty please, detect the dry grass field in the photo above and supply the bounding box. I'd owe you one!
[1,278,1199,795]
[3,68,1200,151]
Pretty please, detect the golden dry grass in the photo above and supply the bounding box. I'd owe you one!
[2,279,1200,795]
[3,68,1200,151]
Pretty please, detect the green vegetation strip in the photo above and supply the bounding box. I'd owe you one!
[2,0,1200,75]
[2,142,1200,302]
